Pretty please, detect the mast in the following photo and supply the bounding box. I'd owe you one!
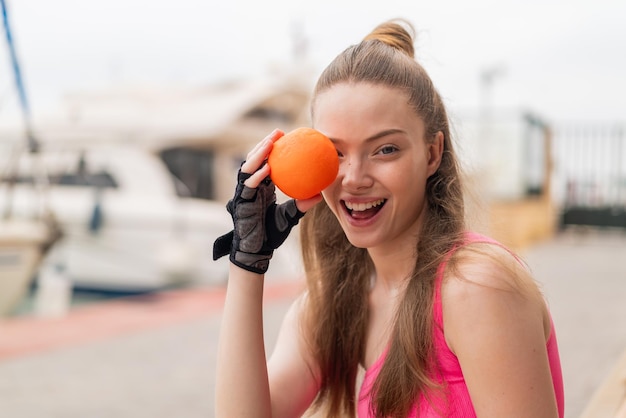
[1,0,39,152]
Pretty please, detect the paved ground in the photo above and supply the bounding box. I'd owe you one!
[523,229,626,417]
[0,229,625,418]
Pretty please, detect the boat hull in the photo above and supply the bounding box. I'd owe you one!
[0,220,50,316]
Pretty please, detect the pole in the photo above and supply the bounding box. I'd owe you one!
[1,0,39,152]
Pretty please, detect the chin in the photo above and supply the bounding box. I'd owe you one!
[343,233,379,250]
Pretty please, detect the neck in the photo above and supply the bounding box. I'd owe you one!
[367,203,428,291]
[368,243,416,293]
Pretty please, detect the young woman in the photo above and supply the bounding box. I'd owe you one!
[214,19,564,418]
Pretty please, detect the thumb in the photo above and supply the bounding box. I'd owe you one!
[295,194,323,213]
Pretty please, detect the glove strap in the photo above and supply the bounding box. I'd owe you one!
[231,250,273,275]
[213,230,273,275]
[213,230,233,260]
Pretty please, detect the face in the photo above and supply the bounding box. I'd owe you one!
[313,83,443,252]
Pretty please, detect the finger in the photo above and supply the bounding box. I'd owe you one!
[241,129,284,174]
[243,163,271,188]
[241,140,272,174]
[269,129,284,143]
[295,194,323,213]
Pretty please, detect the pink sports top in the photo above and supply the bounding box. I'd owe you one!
[357,233,564,417]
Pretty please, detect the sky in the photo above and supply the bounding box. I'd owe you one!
[2,0,626,125]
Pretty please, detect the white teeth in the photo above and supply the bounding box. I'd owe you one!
[345,199,385,212]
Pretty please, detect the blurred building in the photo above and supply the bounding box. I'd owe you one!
[452,108,556,251]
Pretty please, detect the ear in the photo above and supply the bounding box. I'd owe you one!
[426,131,445,176]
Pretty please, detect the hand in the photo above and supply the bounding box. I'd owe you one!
[213,130,322,274]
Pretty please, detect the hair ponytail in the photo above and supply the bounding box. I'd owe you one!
[363,19,415,59]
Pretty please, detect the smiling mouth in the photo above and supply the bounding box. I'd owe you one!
[343,199,386,219]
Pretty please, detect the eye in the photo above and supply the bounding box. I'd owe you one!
[378,145,398,155]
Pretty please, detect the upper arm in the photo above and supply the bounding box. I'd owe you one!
[267,294,321,418]
[442,245,558,418]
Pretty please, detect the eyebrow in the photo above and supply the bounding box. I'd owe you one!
[329,128,406,144]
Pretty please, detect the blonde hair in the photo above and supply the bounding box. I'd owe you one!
[301,19,467,417]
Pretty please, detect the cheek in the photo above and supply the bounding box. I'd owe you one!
[321,189,330,204]
[321,185,332,203]
[321,175,340,197]
[321,182,341,214]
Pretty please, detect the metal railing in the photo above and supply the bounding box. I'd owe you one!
[552,122,626,228]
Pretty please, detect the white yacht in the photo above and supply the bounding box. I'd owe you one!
[0,143,232,295]
[0,71,314,314]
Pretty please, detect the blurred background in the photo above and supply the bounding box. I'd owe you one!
[1,0,625,417]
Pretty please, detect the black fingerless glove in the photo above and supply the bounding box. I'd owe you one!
[212,167,305,274]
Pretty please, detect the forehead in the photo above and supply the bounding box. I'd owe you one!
[312,82,425,140]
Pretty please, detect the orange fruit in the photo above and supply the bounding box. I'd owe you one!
[268,127,339,199]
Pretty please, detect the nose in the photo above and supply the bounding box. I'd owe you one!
[340,156,372,191]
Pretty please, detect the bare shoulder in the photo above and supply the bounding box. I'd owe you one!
[441,241,550,352]
[439,242,559,417]
[445,241,535,293]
